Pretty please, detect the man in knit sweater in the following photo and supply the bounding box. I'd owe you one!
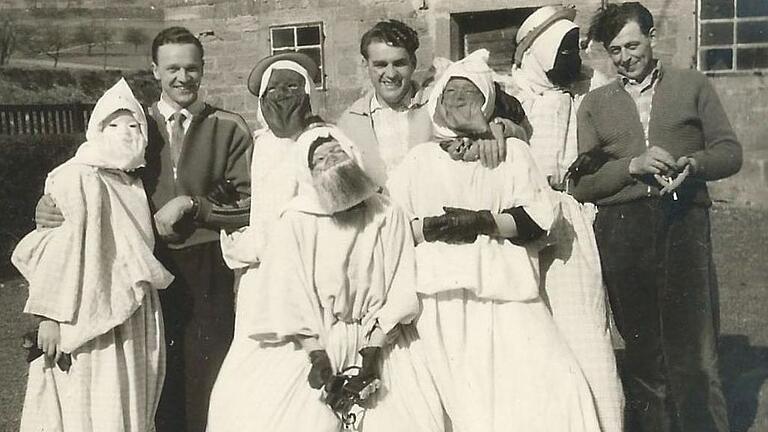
[35,27,252,432]
[572,3,741,432]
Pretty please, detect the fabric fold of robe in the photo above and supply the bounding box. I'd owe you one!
[388,139,555,301]
[240,194,419,342]
[13,164,173,354]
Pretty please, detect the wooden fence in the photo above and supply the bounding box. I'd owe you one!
[0,103,95,135]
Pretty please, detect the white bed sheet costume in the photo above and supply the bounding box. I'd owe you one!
[387,49,601,432]
[12,78,173,432]
[503,7,624,431]
[207,124,444,432]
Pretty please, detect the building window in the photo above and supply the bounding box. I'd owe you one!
[450,8,538,72]
[698,0,768,73]
[270,23,325,88]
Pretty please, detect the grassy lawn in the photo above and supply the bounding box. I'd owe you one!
[0,204,766,431]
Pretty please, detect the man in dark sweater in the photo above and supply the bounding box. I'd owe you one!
[35,27,252,432]
[572,3,741,432]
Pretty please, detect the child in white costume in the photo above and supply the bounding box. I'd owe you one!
[13,78,173,432]
[387,49,601,432]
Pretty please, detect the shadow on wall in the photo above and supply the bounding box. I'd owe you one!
[719,334,768,432]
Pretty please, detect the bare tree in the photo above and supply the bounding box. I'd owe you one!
[73,24,97,56]
[41,26,69,68]
[123,27,148,53]
[0,17,17,66]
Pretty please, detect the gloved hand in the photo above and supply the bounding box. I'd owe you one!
[207,179,239,207]
[343,347,383,406]
[308,349,334,390]
[567,148,611,181]
[422,207,496,244]
[358,346,382,380]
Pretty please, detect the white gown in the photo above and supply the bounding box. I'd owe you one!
[388,140,602,432]
[207,196,444,432]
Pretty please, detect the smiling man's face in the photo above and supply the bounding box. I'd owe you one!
[152,43,204,110]
[364,41,416,110]
[606,20,656,82]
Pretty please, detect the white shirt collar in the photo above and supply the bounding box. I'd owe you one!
[157,93,203,122]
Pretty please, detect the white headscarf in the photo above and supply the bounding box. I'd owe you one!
[511,8,580,184]
[255,60,314,129]
[426,49,496,140]
[283,124,375,216]
[513,11,579,95]
[70,78,148,171]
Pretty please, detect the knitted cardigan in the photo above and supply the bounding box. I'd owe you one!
[571,67,741,206]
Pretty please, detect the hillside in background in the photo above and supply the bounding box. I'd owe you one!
[0,5,164,72]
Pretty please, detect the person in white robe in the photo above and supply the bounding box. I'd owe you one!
[12,78,174,432]
[206,124,444,432]
[504,7,625,431]
[387,49,601,432]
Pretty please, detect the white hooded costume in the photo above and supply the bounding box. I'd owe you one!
[387,49,601,432]
[207,125,444,432]
[506,8,625,432]
[13,78,173,432]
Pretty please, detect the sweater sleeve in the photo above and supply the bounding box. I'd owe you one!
[570,96,637,203]
[195,119,253,229]
[688,77,742,181]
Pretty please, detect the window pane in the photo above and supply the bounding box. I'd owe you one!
[297,48,323,84]
[737,0,768,17]
[700,0,734,19]
[701,22,733,45]
[296,25,321,46]
[737,20,768,43]
[272,28,295,49]
[701,48,733,70]
[737,47,768,69]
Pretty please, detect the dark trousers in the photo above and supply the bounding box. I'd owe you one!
[594,199,728,432]
[154,241,235,432]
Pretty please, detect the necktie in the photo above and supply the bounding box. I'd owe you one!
[169,111,186,174]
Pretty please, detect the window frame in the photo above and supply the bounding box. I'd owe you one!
[697,0,768,74]
[269,22,326,89]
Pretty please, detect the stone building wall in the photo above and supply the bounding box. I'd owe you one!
[164,0,766,206]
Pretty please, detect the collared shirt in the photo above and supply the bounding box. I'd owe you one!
[156,94,205,177]
[156,94,205,140]
[369,84,428,170]
[619,61,663,196]
[619,60,663,145]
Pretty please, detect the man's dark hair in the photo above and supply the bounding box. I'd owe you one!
[359,19,419,60]
[151,26,204,63]
[587,2,654,46]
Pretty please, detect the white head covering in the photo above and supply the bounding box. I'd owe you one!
[426,49,496,140]
[513,6,579,95]
[255,60,314,128]
[283,124,375,215]
[70,78,148,171]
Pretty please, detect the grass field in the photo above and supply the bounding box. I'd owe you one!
[0,204,766,431]
[16,41,154,71]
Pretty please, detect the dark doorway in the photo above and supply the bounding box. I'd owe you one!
[450,7,538,72]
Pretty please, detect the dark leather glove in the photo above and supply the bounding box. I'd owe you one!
[207,179,240,207]
[341,347,383,407]
[308,349,334,390]
[567,148,610,182]
[422,207,497,244]
[358,346,382,380]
